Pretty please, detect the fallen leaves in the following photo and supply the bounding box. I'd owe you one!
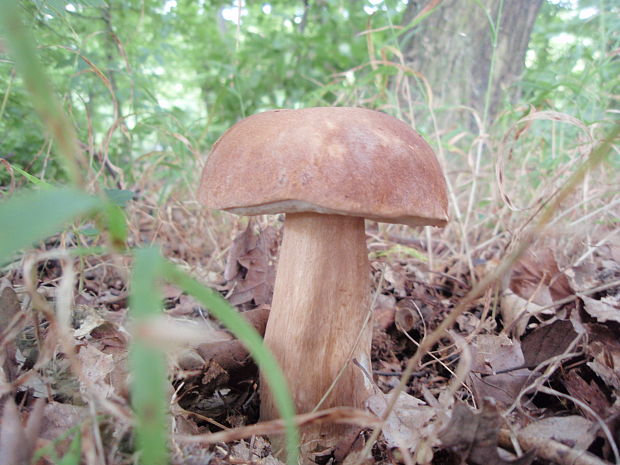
[223,223,279,308]
[439,401,535,465]
[366,391,439,454]
[2,207,620,465]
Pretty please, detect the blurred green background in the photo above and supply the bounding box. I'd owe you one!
[1,0,618,193]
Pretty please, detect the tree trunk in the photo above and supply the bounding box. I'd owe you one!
[400,0,543,129]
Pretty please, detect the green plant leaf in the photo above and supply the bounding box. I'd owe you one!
[0,187,103,262]
[57,431,81,465]
[102,202,128,249]
[11,165,54,188]
[129,247,168,465]
[104,188,135,207]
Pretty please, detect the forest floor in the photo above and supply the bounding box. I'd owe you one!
[1,189,619,465]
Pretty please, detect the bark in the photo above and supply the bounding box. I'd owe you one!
[400,0,543,128]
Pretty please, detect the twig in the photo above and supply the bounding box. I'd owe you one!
[176,407,381,444]
[498,428,611,465]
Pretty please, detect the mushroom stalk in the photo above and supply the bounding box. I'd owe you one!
[260,212,374,453]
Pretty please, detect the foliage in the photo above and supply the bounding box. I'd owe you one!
[1,0,407,189]
[523,0,620,122]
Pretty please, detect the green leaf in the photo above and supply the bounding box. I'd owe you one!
[11,165,54,188]
[103,188,134,207]
[102,202,128,249]
[57,431,81,465]
[129,248,168,465]
[79,226,101,237]
[0,187,102,262]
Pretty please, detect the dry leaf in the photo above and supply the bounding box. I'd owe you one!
[510,249,573,306]
[224,224,279,307]
[0,279,21,382]
[384,264,407,297]
[562,369,611,419]
[500,290,544,337]
[0,279,21,329]
[584,324,620,390]
[520,415,595,450]
[77,344,117,399]
[565,262,599,292]
[521,319,578,369]
[366,391,440,451]
[40,401,87,440]
[439,401,535,465]
[469,370,532,406]
[471,334,525,374]
[582,294,620,324]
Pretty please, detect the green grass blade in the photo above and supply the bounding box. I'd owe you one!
[102,202,128,250]
[162,262,299,465]
[0,187,102,262]
[57,431,82,465]
[10,165,55,188]
[129,248,169,465]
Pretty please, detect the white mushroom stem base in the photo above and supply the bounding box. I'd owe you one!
[260,212,375,455]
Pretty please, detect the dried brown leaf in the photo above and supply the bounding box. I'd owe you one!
[469,370,532,406]
[0,279,21,382]
[563,369,611,419]
[584,324,620,390]
[77,343,117,399]
[366,391,440,451]
[520,415,596,450]
[521,319,578,369]
[510,249,573,306]
[40,401,87,441]
[439,401,535,465]
[0,279,21,329]
[471,334,525,374]
[224,225,279,307]
[582,294,620,324]
[500,290,544,338]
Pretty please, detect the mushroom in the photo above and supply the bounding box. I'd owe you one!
[198,107,448,455]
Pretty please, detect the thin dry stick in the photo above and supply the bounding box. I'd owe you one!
[536,386,619,464]
[498,428,610,465]
[355,124,620,463]
[569,197,620,227]
[575,228,620,266]
[177,407,381,445]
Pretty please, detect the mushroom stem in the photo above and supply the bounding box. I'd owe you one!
[261,212,374,454]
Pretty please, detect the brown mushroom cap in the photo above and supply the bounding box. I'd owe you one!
[199,107,449,227]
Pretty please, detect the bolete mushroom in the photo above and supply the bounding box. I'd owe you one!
[198,107,448,455]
